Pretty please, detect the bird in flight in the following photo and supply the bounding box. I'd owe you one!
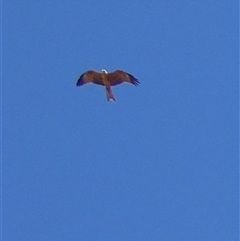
[76,69,139,101]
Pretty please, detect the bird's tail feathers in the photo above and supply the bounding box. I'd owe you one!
[106,86,116,101]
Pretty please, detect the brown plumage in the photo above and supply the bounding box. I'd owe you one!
[76,69,139,101]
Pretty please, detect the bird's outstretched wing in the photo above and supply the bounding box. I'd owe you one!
[107,70,140,86]
[76,70,104,86]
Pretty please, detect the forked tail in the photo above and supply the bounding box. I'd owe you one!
[106,86,116,101]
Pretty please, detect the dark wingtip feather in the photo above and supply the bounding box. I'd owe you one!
[76,74,84,86]
[129,73,140,86]
[133,78,140,86]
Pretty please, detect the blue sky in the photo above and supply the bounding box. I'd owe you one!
[3,1,238,240]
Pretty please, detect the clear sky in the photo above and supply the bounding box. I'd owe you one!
[3,1,238,240]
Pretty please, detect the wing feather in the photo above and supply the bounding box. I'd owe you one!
[107,70,139,86]
[76,70,104,86]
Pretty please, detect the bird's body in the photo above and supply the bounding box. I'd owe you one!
[76,69,139,101]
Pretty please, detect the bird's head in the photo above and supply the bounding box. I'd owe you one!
[101,69,108,74]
